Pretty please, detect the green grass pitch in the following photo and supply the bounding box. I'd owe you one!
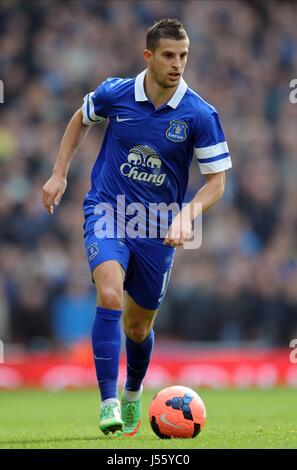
[0,388,296,449]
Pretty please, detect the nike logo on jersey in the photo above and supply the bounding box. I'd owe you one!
[160,413,184,429]
[116,115,133,122]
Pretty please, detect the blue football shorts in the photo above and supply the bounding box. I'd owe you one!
[83,211,175,310]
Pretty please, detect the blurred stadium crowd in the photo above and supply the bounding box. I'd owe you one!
[0,0,297,350]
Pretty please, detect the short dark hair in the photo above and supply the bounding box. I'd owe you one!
[146,18,188,51]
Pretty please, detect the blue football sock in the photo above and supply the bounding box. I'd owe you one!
[125,329,154,392]
[92,306,122,401]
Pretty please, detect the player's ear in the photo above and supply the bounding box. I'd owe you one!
[144,49,153,62]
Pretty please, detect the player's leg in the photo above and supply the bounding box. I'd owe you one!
[84,227,130,434]
[123,293,157,392]
[120,239,175,436]
[83,209,131,434]
[121,293,157,436]
[92,260,125,434]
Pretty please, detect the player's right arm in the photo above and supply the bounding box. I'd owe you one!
[43,78,118,214]
[42,108,90,215]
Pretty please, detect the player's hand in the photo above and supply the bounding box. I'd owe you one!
[163,211,193,247]
[42,174,67,215]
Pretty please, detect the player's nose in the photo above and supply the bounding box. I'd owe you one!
[172,58,181,70]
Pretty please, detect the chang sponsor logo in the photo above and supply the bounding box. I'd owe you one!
[120,144,166,187]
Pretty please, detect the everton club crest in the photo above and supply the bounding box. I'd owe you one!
[166,120,187,142]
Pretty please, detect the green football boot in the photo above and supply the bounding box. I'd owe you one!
[99,400,123,435]
[121,394,142,437]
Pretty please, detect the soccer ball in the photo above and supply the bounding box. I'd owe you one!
[149,385,206,439]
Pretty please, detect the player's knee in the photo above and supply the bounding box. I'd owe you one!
[126,326,149,343]
[98,287,123,310]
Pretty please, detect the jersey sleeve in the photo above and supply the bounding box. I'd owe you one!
[81,79,115,125]
[194,112,232,174]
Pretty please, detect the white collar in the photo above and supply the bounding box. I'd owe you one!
[134,69,188,109]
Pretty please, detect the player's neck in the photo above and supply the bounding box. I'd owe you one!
[144,72,178,109]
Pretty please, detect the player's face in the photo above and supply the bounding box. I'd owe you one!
[145,38,189,89]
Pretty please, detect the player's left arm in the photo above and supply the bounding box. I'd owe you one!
[164,110,232,248]
[187,170,226,216]
[163,171,225,247]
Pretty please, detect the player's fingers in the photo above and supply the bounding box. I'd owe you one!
[164,228,184,246]
[43,188,59,207]
[168,237,182,248]
[44,203,54,215]
[185,229,193,240]
[163,230,173,245]
[54,191,63,206]
[42,187,48,205]
[178,232,191,245]
[179,235,185,245]
[173,231,184,245]
[42,187,53,204]
[167,237,176,246]
[175,239,184,247]
[43,197,55,213]
[42,187,56,214]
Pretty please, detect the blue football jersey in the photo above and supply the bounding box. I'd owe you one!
[81,70,232,236]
